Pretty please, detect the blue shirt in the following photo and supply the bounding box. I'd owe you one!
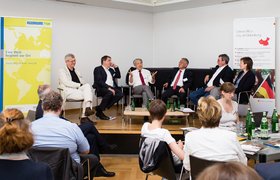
[31,113,89,163]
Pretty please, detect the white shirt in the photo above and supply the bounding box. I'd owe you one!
[129,69,154,87]
[183,127,247,171]
[217,99,238,130]
[102,65,114,87]
[141,122,175,144]
[207,65,226,87]
[171,69,186,87]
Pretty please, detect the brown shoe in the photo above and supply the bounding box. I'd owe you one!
[85,107,95,116]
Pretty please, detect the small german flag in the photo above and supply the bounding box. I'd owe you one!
[257,75,275,99]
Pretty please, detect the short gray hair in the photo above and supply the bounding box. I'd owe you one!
[42,91,63,112]
[64,53,75,61]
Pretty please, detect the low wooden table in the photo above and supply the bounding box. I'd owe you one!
[123,107,189,126]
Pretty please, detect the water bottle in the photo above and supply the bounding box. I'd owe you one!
[260,112,269,139]
[177,98,180,109]
[247,115,252,140]
[245,108,251,133]
[251,117,256,138]
[272,109,279,133]
[166,99,170,109]
[131,98,135,111]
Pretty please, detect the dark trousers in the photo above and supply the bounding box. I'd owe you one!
[161,86,187,105]
[80,154,99,180]
[79,122,109,159]
[97,87,123,111]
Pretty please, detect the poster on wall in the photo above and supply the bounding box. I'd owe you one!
[233,17,275,116]
[0,17,3,111]
[1,17,52,112]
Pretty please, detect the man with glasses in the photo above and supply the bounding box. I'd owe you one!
[59,53,95,118]
[189,54,234,105]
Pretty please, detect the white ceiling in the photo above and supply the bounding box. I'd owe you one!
[48,0,247,13]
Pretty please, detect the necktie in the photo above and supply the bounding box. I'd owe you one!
[139,70,146,85]
[173,70,182,90]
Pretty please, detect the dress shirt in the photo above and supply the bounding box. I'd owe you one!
[207,65,226,87]
[183,127,247,171]
[170,69,186,87]
[31,113,89,163]
[102,65,114,87]
[129,69,153,87]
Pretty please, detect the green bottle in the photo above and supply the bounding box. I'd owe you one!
[131,98,135,111]
[245,108,251,133]
[247,114,252,140]
[272,109,279,133]
[260,112,269,139]
[172,101,177,111]
[166,99,170,109]
[177,98,180,109]
[146,99,150,109]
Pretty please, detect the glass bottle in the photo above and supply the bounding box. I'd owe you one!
[166,99,170,109]
[272,109,279,133]
[245,108,251,133]
[260,112,269,139]
[131,98,135,111]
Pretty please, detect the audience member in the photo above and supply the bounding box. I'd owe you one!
[59,53,95,117]
[129,58,157,107]
[183,96,247,171]
[217,82,239,131]
[0,108,53,180]
[189,54,234,105]
[161,58,193,106]
[31,91,99,179]
[93,55,123,120]
[197,162,262,180]
[234,57,256,104]
[34,88,116,177]
[35,84,51,120]
[141,100,185,164]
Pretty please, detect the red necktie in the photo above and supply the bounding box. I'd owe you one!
[139,70,146,85]
[173,70,182,90]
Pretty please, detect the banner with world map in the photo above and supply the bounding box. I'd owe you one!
[0,17,52,112]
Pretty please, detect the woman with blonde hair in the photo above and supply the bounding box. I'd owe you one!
[183,96,247,171]
[0,108,53,180]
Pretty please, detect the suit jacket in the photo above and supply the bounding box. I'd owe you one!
[59,66,85,90]
[207,65,234,87]
[92,66,121,90]
[234,70,255,104]
[166,68,193,91]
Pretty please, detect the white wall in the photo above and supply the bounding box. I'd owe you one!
[153,0,280,110]
[0,0,153,86]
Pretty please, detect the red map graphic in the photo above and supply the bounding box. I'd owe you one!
[259,37,270,46]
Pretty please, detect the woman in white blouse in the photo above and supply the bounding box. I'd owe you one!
[217,82,239,131]
[183,96,247,171]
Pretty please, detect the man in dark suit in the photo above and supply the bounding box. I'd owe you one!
[93,55,123,120]
[189,54,234,105]
[161,58,193,106]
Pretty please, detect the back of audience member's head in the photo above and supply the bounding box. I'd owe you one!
[241,57,253,71]
[197,162,262,180]
[197,96,222,128]
[37,84,51,100]
[148,100,167,121]
[219,54,230,64]
[42,91,63,113]
[220,82,235,94]
[0,108,33,154]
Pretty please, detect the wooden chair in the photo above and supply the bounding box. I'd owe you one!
[189,155,224,180]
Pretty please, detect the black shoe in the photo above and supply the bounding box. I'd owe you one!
[96,111,110,120]
[80,117,97,125]
[85,107,95,116]
[95,165,115,177]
